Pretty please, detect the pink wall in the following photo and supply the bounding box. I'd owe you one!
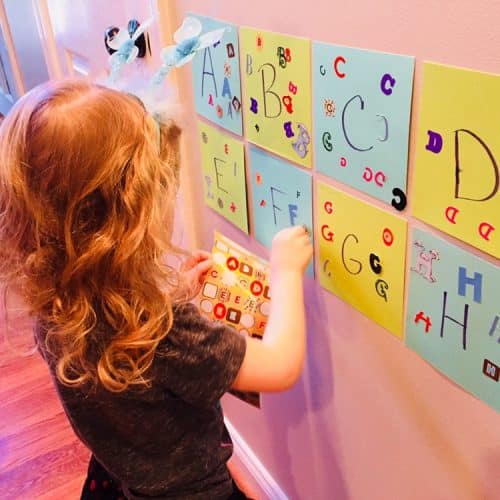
[172,1,500,499]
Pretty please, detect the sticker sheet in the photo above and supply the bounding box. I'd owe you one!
[317,181,407,337]
[198,121,248,233]
[313,42,414,208]
[240,28,312,168]
[196,232,272,407]
[412,62,500,258]
[406,228,499,412]
[191,15,243,135]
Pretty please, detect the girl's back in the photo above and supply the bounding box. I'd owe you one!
[0,79,312,499]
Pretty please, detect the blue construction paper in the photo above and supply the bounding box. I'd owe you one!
[249,146,313,275]
[313,42,414,207]
[406,228,500,412]
[190,15,243,135]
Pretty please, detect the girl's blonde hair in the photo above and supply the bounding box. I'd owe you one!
[0,79,184,392]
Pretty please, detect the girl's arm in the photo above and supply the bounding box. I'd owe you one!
[232,225,313,393]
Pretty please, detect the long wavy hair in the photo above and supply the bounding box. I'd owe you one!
[0,79,186,392]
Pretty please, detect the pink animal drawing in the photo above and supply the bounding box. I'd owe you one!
[411,240,439,283]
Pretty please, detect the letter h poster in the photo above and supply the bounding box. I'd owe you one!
[406,228,499,412]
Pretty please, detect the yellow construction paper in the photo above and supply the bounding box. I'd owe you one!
[195,232,271,407]
[198,121,249,233]
[317,182,407,337]
[240,27,312,168]
[413,62,500,258]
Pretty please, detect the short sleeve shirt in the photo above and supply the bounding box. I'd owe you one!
[38,302,246,500]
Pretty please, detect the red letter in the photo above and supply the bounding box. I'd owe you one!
[374,171,386,187]
[362,167,373,182]
[250,281,264,296]
[227,256,239,270]
[445,206,459,224]
[334,56,346,78]
[214,303,227,319]
[478,222,495,241]
[321,225,334,242]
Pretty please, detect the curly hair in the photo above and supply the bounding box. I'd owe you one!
[0,79,186,392]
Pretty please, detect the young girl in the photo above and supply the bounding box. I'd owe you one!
[0,79,312,499]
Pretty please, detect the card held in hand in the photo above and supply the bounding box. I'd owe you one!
[195,232,271,408]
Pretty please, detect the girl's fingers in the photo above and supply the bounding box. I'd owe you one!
[196,259,213,275]
[190,250,212,263]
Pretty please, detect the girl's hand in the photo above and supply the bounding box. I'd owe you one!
[270,225,313,277]
[182,250,213,295]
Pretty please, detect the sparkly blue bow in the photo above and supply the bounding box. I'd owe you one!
[151,17,225,86]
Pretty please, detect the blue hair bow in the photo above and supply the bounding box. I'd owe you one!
[151,17,225,85]
[105,17,225,116]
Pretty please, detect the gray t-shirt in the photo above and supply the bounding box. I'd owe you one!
[37,302,247,499]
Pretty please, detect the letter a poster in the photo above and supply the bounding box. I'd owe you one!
[240,28,312,168]
[412,63,500,258]
[191,15,243,135]
[406,228,499,412]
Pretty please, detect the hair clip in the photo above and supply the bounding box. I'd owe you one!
[151,17,225,86]
[106,17,155,82]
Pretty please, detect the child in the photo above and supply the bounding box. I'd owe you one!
[0,79,312,499]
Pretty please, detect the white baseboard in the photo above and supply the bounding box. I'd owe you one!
[225,417,289,500]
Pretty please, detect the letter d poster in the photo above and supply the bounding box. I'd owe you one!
[412,62,500,258]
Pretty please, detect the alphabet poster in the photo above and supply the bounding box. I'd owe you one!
[249,146,313,275]
[313,42,414,208]
[412,63,500,258]
[240,28,312,168]
[317,182,407,337]
[198,121,248,233]
[406,228,499,412]
[191,15,243,135]
[196,232,272,408]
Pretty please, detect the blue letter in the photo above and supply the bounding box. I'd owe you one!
[288,204,298,225]
[222,77,232,99]
[458,266,482,304]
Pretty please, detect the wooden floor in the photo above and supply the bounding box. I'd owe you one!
[0,313,89,499]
